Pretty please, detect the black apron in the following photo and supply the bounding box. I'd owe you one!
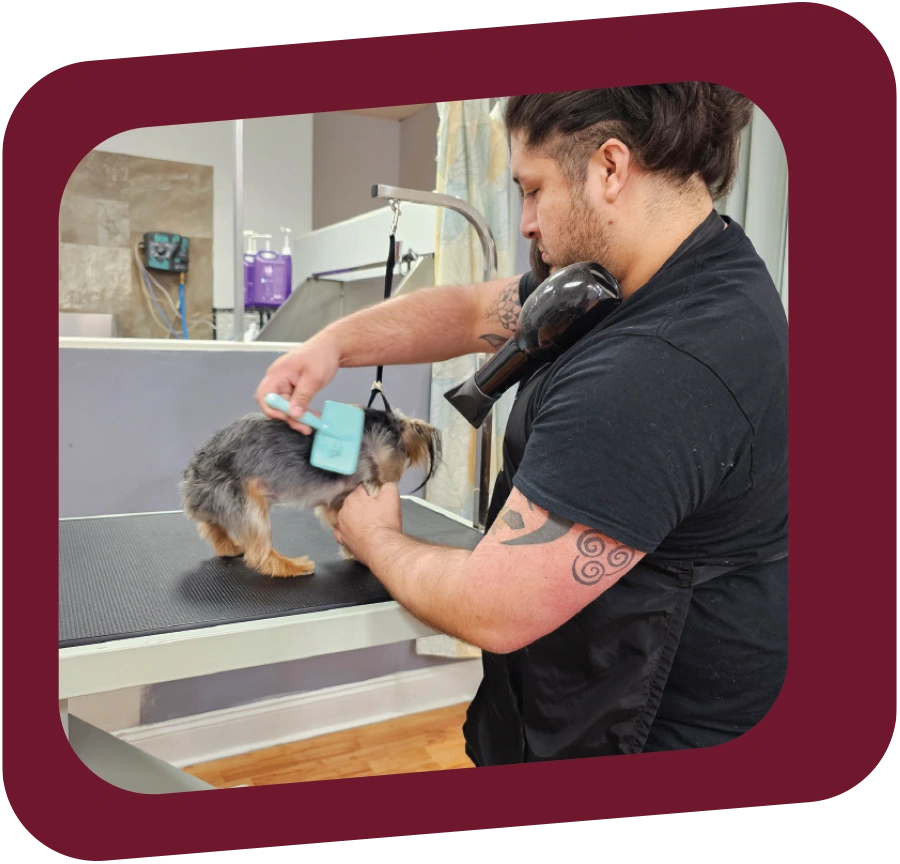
[462,210,777,765]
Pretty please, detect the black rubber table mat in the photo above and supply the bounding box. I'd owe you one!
[59,499,482,648]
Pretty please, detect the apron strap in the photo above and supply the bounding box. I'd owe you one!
[690,551,788,586]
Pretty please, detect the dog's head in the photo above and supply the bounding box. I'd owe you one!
[360,407,442,487]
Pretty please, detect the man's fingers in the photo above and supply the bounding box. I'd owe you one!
[254,376,322,436]
[288,394,310,418]
[255,375,295,418]
[289,373,324,419]
[280,403,319,434]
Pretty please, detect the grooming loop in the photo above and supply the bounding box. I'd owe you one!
[367,380,392,413]
[370,183,499,529]
[389,198,401,236]
[366,201,402,412]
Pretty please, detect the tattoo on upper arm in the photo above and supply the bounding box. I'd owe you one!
[571,531,636,585]
[489,501,637,586]
[499,511,574,546]
[483,280,522,333]
[501,510,525,530]
[489,507,525,535]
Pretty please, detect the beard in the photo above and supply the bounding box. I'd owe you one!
[542,187,618,277]
[529,237,551,283]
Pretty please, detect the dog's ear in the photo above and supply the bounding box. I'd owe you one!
[399,417,442,481]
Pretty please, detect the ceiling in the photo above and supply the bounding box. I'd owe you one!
[344,104,432,121]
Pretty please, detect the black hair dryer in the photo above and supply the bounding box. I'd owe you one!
[444,261,622,428]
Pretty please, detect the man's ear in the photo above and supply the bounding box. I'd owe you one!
[587,138,633,205]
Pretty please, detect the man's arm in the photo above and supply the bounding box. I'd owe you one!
[334,484,645,654]
[323,273,523,365]
[255,274,523,430]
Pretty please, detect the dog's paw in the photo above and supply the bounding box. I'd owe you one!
[338,545,358,562]
[314,505,339,531]
[262,555,316,578]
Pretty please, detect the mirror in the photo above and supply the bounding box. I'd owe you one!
[58,103,445,345]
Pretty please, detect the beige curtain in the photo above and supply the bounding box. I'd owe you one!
[416,98,518,660]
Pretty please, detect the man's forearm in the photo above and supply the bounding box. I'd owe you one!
[315,284,480,368]
[364,530,493,648]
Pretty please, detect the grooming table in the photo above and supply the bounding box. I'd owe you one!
[58,496,482,793]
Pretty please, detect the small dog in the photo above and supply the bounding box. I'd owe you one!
[180,407,441,577]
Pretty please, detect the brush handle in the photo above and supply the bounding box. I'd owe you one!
[264,393,325,430]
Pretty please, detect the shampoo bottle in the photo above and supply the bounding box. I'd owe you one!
[252,234,290,308]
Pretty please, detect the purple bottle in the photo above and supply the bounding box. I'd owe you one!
[247,233,292,309]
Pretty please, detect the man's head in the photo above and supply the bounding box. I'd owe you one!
[506,84,753,282]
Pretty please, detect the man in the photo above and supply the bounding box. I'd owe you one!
[255,85,788,765]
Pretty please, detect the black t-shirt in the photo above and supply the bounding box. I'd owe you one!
[509,213,788,751]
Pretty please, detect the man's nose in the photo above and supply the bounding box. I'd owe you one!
[520,200,539,239]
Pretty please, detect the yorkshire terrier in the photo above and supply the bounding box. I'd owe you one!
[180,407,441,577]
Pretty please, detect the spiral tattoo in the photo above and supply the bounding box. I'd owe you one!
[572,530,636,586]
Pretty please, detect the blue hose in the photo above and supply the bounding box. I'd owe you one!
[179,280,188,339]
[142,271,180,337]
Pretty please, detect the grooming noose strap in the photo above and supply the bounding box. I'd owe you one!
[367,200,400,413]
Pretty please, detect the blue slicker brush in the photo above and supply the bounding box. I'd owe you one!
[264,393,365,475]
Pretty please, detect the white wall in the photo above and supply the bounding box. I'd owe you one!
[400,105,439,193]
[243,115,314,271]
[95,116,314,310]
[312,112,402,230]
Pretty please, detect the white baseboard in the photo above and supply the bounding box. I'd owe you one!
[115,660,483,769]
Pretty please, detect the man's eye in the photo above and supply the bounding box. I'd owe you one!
[523,190,537,200]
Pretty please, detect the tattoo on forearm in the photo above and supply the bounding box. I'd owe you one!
[483,280,521,332]
[500,512,574,546]
[571,531,636,585]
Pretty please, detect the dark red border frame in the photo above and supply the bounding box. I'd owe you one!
[3,3,896,859]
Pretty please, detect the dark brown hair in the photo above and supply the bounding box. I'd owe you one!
[505,84,754,200]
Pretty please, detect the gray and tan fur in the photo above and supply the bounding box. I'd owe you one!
[180,407,441,577]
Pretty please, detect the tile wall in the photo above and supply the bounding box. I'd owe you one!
[59,151,215,339]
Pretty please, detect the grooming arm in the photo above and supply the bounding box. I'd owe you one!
[338,485,644,654]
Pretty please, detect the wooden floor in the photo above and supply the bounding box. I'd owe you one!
[183,702,474,787]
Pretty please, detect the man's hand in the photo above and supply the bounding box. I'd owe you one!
[334,483,403,567]
[254,331,341,434]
